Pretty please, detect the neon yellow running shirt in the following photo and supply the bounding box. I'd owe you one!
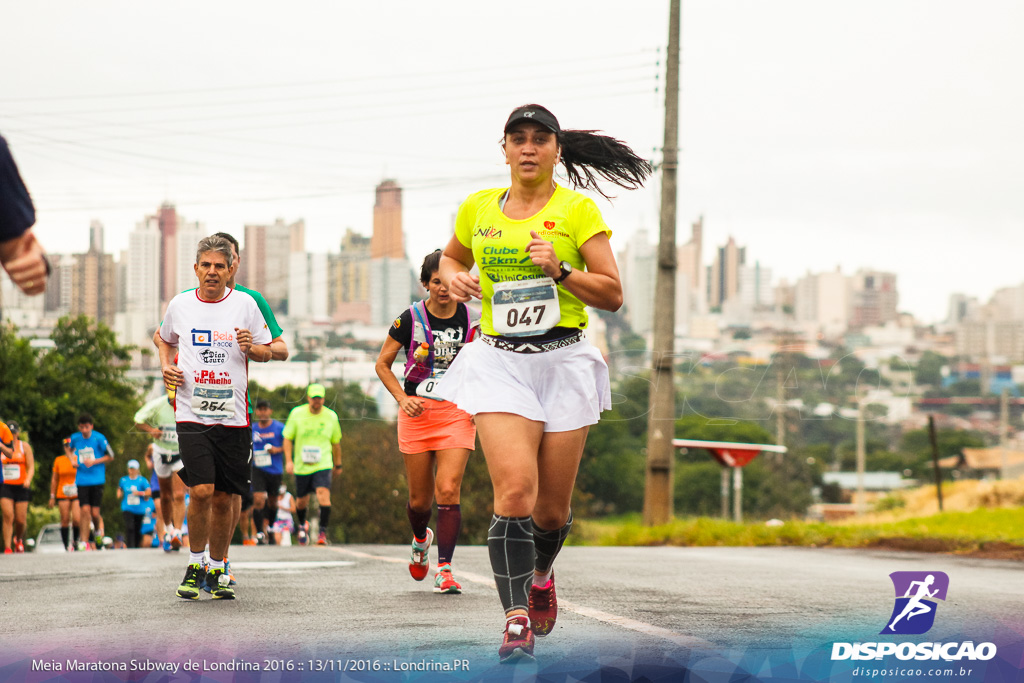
[454,185,611,336]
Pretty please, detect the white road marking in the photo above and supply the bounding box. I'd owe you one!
[326,546,714,649]
[229,560,354,570]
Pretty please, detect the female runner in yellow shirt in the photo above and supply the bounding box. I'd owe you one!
[439,104,650,662]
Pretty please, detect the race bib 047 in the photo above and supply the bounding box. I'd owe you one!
[491,277,560,337]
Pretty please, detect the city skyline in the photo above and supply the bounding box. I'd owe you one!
[2,1,1021,323]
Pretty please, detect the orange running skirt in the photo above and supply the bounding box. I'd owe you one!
[397,399,476,454]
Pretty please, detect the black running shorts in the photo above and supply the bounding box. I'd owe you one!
[295,469,332,498]
[251,468,283,497]
[77,484,104,507]
[176,423,252,496]
[0,483,31,503]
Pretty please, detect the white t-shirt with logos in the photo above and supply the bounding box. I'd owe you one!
[159,287,271,427]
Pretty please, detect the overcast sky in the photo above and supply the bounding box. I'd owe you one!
[2,1,1021,322]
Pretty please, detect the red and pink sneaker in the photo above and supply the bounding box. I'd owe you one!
[408,528,433,581]
[529,573,558,637]
[498,615,535,663]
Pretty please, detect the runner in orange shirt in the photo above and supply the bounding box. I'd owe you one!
[48,440,81,552]
[1,422,35,553]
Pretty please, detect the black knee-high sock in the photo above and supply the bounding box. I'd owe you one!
[436,504,461,565]
[252,508,265,536]
[533,510,574,574]
[487,515,535,614]
[73,526,80,545]
[60,526,70,549]
[319,506,331,534]
[296,508,307,527]
[407,501,432,542]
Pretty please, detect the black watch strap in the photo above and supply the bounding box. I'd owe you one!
[554,261,572,284]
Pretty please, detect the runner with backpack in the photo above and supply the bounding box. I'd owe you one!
[374,249,479,594]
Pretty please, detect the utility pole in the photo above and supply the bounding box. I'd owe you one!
[643,0,680,527]
[1000,387,1009,479]
[855,395,866,512]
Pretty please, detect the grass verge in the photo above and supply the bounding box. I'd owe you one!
[573,508,1024,557]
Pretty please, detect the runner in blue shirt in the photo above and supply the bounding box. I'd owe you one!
[66,414,115,550]
[251,399,285,544]
[117,459,151,549]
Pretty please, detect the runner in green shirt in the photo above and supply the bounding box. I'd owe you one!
[284,383,342,546]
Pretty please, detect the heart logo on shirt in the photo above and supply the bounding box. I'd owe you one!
[544,221,555,229]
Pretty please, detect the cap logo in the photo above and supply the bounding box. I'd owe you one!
[523,111,535,118]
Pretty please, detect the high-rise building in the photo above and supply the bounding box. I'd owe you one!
[849,269,898,328]
[242,218,305,314]
[289,252,329,321]
[738,261,774,309]
[794,268,849,336]
[329,229,371,323]
[43,253,70,315]
[69,222,117,326]
[370,258,414,326]
[158,203,178,304]
[371,180,404,259]
[174,220,207,294]
[676,216,705,324]
[946,293,980,325]
[709,236,745,309]
[126,215,162,325]
[619,228,656,335]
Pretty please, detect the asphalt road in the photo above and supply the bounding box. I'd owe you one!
[0,544,1020,682]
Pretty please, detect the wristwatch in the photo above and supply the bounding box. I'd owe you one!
[554,261,573,284]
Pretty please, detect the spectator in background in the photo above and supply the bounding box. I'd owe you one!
[0,133,49,296]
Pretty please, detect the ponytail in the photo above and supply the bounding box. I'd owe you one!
[558,130,652,199]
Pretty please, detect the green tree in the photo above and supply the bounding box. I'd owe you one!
[914,351,948,387]
[1,317,143,534]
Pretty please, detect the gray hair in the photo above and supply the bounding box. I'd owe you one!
[195,235,234,268]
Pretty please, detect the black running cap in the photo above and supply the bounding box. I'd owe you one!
[504,105,560,134]
[7,422,18,433]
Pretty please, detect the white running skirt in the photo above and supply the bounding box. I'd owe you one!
[435,337,611,433]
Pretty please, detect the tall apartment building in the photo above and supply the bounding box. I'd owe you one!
[947,293,981,326]
[120,214,164,345]
[289,252,329,321]
[70,222,117,326]
[241,218,305,314]
[619,228,656,335]
[371,180,404,259]
[158,203,178,304]
[737,261,774,309]
[675,216,705,329]
[708,236,745,309]
[329,229,371,323]
[174,221,206,294]
[849,269,898,328]
[370,258,414,327]
[794,268,849,336]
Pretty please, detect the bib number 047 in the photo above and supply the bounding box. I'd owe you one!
[491,277,559,337]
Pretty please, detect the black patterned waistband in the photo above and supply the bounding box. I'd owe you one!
[481,330,585,354]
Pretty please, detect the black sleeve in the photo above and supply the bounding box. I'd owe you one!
[0,134,36,242]
[387,309,413,353]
